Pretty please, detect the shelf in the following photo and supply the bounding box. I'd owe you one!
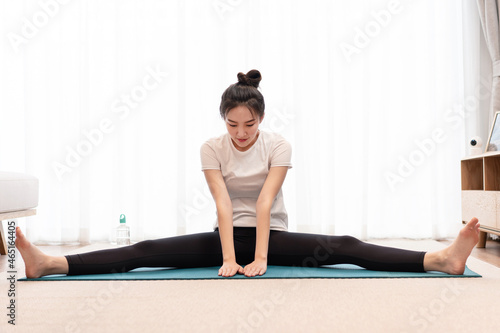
[484,155,500,191]
[462,154,500,247]
[462,151,500,159]
[497,192,500,229]
[461,158,483,190]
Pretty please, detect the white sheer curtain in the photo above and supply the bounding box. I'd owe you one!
[0,0,481,244]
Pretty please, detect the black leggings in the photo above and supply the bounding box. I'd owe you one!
[65,227,426,275]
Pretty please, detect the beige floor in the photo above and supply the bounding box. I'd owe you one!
[1,238,499,333]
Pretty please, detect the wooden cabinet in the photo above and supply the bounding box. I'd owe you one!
[462,152,500,247]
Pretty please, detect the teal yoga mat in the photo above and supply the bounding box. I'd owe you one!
[18,264,481,281]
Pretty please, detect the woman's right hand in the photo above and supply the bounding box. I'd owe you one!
[219,260,244,277]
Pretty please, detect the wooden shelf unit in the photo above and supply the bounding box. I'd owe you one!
[462,152,500,247]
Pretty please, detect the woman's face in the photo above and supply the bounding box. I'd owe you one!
[225,106,264,152]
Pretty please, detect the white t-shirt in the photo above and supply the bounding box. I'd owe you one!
[200,130,293,231]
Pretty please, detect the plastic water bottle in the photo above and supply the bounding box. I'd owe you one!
[116,214,130,246]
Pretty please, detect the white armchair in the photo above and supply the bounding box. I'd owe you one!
[0,172,39,254]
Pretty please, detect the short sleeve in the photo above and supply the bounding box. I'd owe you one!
[270,137,293,169]
[200,142,221,171]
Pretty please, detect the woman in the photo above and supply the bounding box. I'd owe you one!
[16,70,480,278]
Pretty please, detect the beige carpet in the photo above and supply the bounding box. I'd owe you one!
[1,239,499,333]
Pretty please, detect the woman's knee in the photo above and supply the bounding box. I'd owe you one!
[316,235,361,250]
[130,239,159,253]
[336,235,361,246]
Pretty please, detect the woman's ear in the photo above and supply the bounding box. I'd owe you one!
[260,113,265,123]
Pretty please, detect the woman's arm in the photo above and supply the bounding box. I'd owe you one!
[203,169,243,277]
[244,166,289,277]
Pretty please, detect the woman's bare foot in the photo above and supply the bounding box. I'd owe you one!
[424,217,480,275]
[15,227,68,278]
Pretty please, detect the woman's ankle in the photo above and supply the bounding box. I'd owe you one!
[47,256,69,275]
[423,250,445,272]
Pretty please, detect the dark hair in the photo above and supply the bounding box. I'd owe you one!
[219,69,265,120]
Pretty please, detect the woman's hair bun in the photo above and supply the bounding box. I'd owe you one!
[237,69,261,88]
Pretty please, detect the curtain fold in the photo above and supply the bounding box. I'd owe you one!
[0,0,478,244]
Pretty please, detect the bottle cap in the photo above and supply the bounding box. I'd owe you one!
[120,214,126,224]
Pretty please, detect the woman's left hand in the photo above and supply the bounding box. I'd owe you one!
[243,258,267,277]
